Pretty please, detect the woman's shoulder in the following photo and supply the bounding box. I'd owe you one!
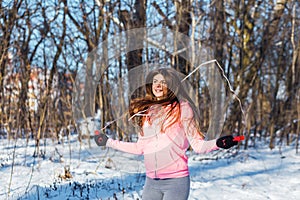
[180,100,193,109]
[180,100,194,119]
[180,100,190,106]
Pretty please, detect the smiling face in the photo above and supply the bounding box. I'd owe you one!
[152,73,168,100]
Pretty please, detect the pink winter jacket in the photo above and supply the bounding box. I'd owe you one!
[106,101,219,179]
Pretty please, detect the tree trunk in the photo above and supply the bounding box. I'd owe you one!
[173,0,191,75]
[120,0,147,100]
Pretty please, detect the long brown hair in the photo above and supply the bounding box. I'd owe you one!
[129,68,203,137]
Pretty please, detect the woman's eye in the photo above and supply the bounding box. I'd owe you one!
[152,79,166,86]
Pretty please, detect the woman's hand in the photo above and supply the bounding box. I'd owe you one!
[94,130,108,146]
[216,135,239,149]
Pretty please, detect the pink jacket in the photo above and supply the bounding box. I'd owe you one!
[106,101,219,179]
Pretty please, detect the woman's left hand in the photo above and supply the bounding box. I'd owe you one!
[216,135,238,149]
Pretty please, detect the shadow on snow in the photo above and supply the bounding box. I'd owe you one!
[16,173,145,200]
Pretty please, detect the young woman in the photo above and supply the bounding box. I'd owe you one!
[95,68,238,200]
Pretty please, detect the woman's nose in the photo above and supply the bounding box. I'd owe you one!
[156,83,162,88]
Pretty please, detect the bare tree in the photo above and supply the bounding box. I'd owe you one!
[0,0,298,153]
[34,2,67,156]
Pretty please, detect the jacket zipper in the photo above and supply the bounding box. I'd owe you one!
[154,132,158,178]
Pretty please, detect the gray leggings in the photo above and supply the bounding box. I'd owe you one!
[142,176,190,200]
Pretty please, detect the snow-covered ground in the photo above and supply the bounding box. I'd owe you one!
[0,135,299,200]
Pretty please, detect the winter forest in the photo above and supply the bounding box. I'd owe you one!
[0,0,300,200]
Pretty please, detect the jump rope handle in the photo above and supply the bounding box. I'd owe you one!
[233,135,245,142]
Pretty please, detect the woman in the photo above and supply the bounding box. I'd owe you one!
[95,68,238,200]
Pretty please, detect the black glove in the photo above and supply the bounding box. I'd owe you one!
[94,130,108,146]
[216,135,238,149]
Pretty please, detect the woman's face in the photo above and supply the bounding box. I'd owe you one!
[152,73,168,99]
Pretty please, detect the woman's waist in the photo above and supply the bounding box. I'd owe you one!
[144,154,189,179]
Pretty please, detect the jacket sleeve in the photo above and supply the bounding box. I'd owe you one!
[106,136,145,155]
[187,136,219,154]
[181,101,219,154]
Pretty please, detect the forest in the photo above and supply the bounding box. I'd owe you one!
[0,0,299,154]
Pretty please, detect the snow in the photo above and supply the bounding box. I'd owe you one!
[0,135,299,200]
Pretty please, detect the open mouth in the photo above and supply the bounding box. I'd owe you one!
[155,89,163,93]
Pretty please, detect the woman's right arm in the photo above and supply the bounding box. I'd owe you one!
[106,137,145,155]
